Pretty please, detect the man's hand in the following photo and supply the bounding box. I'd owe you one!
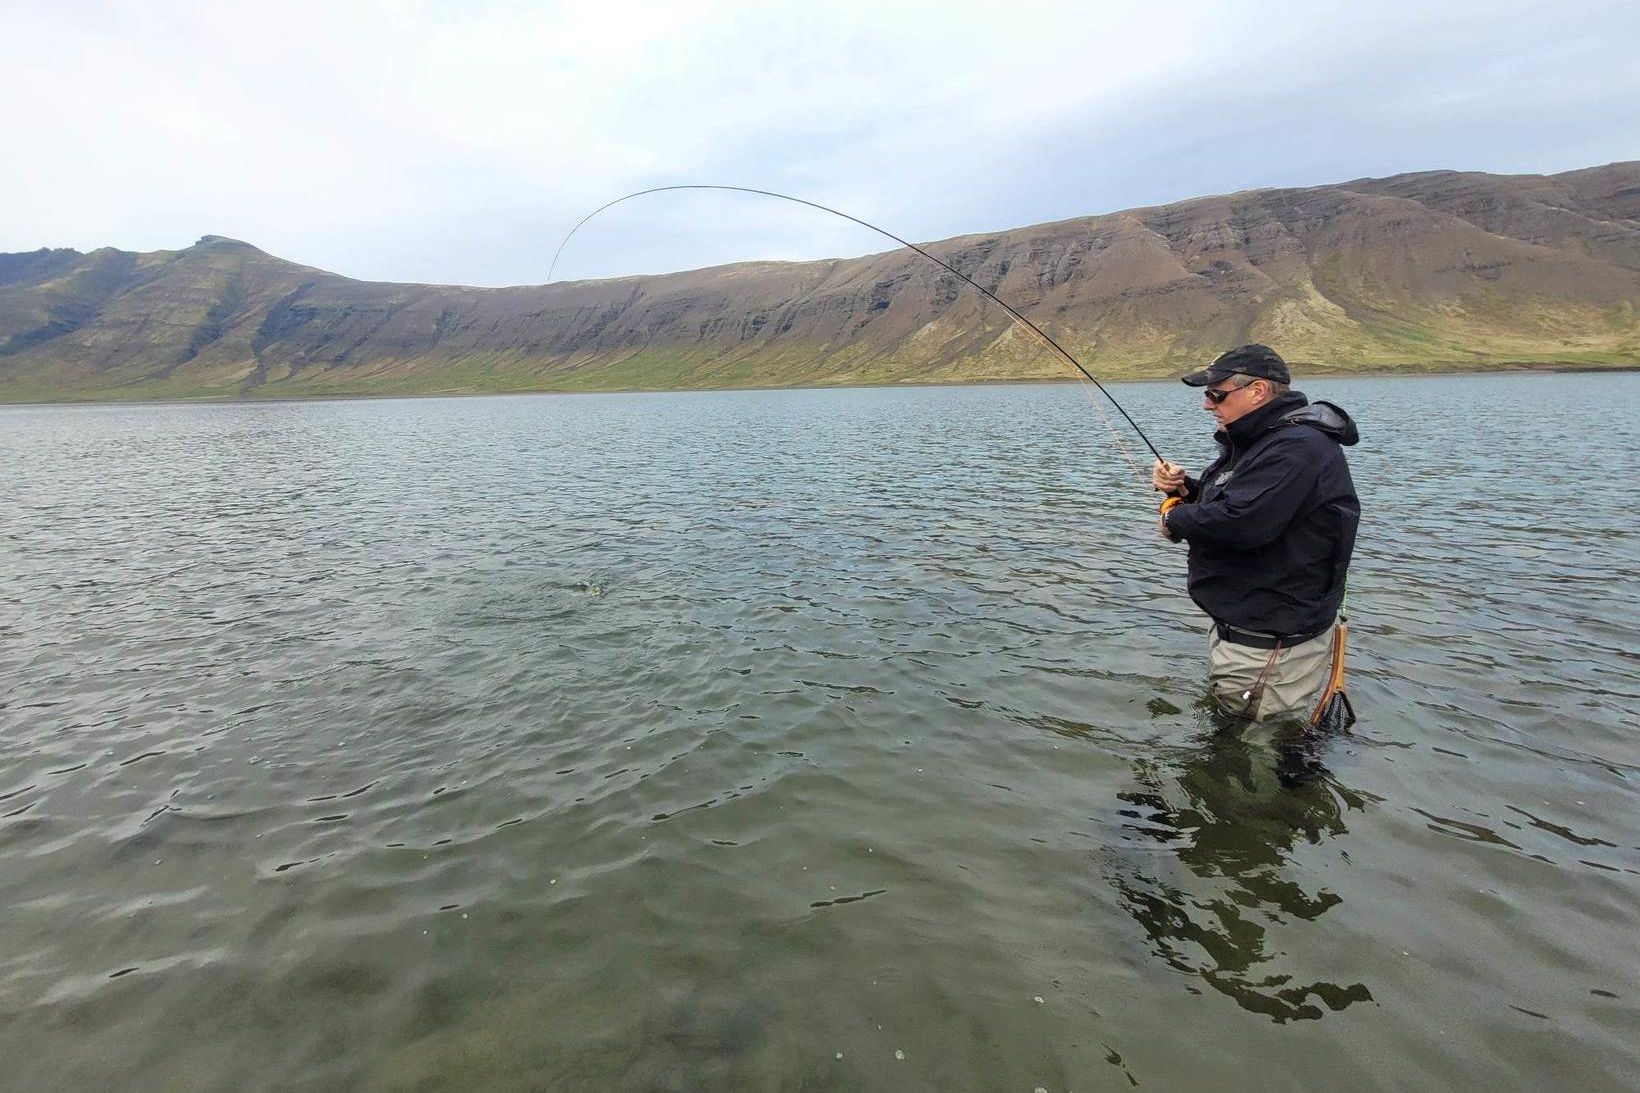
[1158,513,1178,541]
[1152,459,1187,496]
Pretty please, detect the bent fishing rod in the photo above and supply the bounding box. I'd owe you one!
[548,184,1170,475]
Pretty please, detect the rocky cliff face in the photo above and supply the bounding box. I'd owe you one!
[3,163,1637,400]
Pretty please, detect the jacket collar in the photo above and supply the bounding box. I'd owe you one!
[1215,390,1310,450]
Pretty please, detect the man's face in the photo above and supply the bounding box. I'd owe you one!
[1203,375,1267,427]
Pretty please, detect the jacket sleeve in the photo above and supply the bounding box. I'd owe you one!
[1165,434,1321,550]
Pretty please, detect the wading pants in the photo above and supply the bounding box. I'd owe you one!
[1207,619,1337,723]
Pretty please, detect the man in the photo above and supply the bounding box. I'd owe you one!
[1154,344,1359,722]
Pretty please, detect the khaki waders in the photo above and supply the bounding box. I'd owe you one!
[1207,619,1337,722]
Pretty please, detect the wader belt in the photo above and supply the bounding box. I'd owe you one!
[1215,620,1328,650]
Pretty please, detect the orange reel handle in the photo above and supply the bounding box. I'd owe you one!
[1158,495,1184,516]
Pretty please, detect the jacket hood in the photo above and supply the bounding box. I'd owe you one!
[1283,399,1359,446]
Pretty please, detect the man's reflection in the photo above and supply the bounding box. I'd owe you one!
[1109,720,1373,1022]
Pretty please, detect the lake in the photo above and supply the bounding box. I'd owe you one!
[2,373,1637,1090]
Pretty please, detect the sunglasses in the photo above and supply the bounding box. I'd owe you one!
[1203,378,1258,404]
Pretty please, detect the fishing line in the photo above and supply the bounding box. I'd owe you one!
[547,184,1167,468]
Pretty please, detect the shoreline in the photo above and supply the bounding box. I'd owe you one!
[2,360,1636,410]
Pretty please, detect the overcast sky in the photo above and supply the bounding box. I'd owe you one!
[4,0,1636,286]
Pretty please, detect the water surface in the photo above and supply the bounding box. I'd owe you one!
[2,374,1637,1090]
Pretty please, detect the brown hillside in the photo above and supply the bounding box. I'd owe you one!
[2,162,1637,401]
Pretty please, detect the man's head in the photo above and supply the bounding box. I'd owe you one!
[1181,344,1291,427]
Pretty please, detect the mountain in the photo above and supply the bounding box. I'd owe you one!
[3,163,1637,401]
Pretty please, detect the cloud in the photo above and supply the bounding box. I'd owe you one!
[2,0,1636,286]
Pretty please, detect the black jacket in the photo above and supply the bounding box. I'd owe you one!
[1164,391,1359,640]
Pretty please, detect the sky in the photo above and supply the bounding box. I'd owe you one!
[3,0,1637,286]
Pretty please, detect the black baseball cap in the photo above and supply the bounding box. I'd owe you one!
[1181,344,1290,386]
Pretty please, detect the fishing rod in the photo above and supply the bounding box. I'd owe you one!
[547,184,1168,466]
